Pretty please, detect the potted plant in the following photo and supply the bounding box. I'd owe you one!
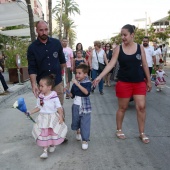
[4,37,30,83]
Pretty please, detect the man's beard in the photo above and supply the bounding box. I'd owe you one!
[143,43,148,47]
[39,34,48,40]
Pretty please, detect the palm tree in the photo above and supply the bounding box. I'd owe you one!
[53,0,80,39]
[25,0,36,42]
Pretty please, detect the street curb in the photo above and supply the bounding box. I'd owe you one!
[0,81,31,107]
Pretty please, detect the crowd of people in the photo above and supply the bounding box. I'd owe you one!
[0,20,169,159]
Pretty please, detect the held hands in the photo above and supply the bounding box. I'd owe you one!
[92,76,101,87]
[25,111,30,116]
[32,84,40,98]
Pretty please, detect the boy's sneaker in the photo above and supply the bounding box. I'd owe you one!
[40,151,48,159]
[76,133,82,141]
[82,141,88,150]
[48,146,56,153]
[156,88,160,92]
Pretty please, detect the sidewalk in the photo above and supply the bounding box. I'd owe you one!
[0,71,31,107]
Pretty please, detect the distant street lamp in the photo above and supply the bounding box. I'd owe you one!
[134,12,148,36]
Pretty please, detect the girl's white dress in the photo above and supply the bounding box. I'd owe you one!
[155,70,166,88]
[32,91,67,147]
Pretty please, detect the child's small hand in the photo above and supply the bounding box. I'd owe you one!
[58,115,64,124]
[72,78,78,85]
[25,111,30,116]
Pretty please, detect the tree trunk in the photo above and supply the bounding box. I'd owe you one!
[48,0,52,37]
[59,0,63,40]
[25,0,36,42]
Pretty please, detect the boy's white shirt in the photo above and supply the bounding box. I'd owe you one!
[74,96,82,106]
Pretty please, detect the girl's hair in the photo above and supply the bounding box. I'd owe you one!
[122,24,136,34]
[76,49,82,54]
[41,74,55,88]
[76,43,83,51]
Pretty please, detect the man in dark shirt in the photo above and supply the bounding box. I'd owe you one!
[27,20,66,106]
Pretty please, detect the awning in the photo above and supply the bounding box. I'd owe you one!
[152,16,170,26]
[0,0,41,27]
[0,28,36,36]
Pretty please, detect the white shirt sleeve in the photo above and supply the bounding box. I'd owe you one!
[54,97,62,109]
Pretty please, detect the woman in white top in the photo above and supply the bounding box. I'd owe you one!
[89,41,108,95]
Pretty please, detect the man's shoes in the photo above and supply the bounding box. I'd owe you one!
[82,141,88,150]
[48,146,56,153]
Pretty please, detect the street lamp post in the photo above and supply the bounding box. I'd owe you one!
[134,12,148,36]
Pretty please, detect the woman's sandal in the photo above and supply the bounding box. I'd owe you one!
[116,129,126,139]
[139,133,150,144]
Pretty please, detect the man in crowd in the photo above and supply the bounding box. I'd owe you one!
[27,20,66,107]
[162,44,167,66]
[153,41,162,68]
[142,36,156,75]
[61,38,74,99]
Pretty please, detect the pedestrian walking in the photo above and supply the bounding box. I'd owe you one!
[162,44,168,66]
[27,74,67,159]
[93,24,151,144]
[27,20,66,106]
[155,64,168,91]
[65,64,92,150]
[74,43,86,58]
[153,42,162,69]
[0,52,12,94]
[73,50,87,73]
[104,43,113,86]
[61,37,74,99]
[142,36,156,75]
[89,41,108,95]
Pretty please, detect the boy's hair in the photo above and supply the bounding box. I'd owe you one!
[41,74,55,88]
[76,64,89,74]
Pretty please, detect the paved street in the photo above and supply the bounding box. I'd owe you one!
[0,66,170,170]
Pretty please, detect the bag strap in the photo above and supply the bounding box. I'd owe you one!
[95,51,100,62]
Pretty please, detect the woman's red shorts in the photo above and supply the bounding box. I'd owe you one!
[115,81,147,98]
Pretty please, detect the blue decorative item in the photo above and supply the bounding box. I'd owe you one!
[13,97,36,123]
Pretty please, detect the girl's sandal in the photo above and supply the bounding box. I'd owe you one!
[139,133,150,144]
[116,129,126,139]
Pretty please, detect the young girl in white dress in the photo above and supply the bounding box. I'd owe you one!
[155,64,168,91]
[27,74,67,159]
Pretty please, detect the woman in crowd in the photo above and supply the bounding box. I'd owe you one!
[93,24,151,144]
[89,41,108,95]
[104,43,113,86]
[74,43,86,58]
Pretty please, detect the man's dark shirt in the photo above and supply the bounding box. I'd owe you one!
[27,37,66,85]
